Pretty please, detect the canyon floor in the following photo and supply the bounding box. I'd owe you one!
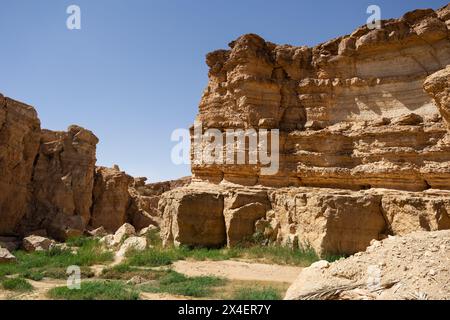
[0,229,313,300]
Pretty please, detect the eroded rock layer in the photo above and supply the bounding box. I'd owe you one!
[162,4,450,254]
[19,126,99,240]
[160,184,450,255]
[193,5,450,191]
[0,95,40,235]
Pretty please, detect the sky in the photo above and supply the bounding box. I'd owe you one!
[0,0,448,182]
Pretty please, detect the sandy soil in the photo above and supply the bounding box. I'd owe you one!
[173,260,302,283]
[0,259,301,300]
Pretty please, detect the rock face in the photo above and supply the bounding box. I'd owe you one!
[161,5,450,255]
[91,166,133,232]
[160,185,226,247]
[128,176,191,230]
[194,6,450,190]
[0,93,189,238]
[19,126,98,240]
[0,95,41,235]
[161,184,450,255]
[285,230,450,300]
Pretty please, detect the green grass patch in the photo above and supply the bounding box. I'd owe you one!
[101,263,164,281]
[48,280,140,300]
[140,270,225,297]
[0,237,112,280]
[126,247,185,267]
[1,277,34,292]
[231,287,281,300]
[126,244,319,268]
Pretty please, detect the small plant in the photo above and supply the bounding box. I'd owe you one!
[1,277,34,292]
[126,247,185,267]
[22,271,45,281]
[101,263,164,280]
[232,287,281,300]
[48,280,140,300]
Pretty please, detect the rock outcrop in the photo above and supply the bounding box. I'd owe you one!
[0,95,41,235]
[0,93,189,239]
[161,4,450,255]
[285,230,450,300]
[91,166,133,232]
[19,126,98,240]
[194,5,450,190]
[161,184,450,255]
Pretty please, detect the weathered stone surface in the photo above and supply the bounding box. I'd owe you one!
[19,126,98,240]
[192,6,450,191]
[87,226,108,237]
[91,166,133,233]
[112,223,135,246]
[128,176,191,230]
[381,191,450,235]
[285,230,450,300]
[0,247,16,263]
[424,65,450,126]
[268,188,386,255]
[160,185,226,247]
[223,190,271,246]
[161,183,450,255]
[116,236,147,258]
[22,235,55,252]
[0,95,41,235]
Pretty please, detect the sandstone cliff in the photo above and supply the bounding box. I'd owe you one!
[0,95,189,238]
[0,95,40,235]
[194,5,450,190]
[161,4,450,255]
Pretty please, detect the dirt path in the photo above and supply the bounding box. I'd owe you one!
[1,279,66,300]
[173,260,302,283]
[0,260,301,300]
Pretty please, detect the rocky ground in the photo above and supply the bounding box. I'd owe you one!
[0,225,300,300]
[285,230,450,300]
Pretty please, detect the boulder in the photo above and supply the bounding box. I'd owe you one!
[87,226,108,237]
[112,223,135,246]
[116,236,147,258]
[159,187,226,247]
[0,247,16,263]
[22,235,55,252]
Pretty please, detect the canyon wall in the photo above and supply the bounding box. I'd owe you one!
[162,4,450,255]
[193,6,450,191]
[0,95,189,239]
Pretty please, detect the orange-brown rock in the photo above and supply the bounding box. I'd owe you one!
[90,166,133,233]
[161,184,450,255]
[162,5,450,254]
[19,126,98,240]
[0,95,40,235]
[160,185,226,247]
[193,5,450,191]
[128,176,191,230]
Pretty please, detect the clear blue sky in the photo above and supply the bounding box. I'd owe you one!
[0,0,447,181]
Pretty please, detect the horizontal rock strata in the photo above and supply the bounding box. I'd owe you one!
[160,184,450,255]
[193,5,450,191]
[162,5,450,254]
